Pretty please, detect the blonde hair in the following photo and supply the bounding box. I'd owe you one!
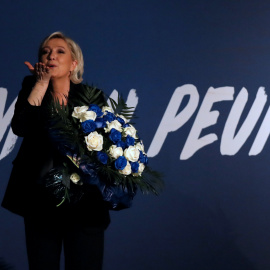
[38,31,84,84]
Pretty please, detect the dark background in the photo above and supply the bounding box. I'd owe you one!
[1,1,270,269]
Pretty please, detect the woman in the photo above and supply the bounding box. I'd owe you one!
[2,32,110,270]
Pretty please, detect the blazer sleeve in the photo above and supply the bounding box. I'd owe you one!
[11,76,42,137]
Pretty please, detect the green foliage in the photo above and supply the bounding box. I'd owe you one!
[73,84,105,107]
[45,84,163,195]
[108,95,135,120]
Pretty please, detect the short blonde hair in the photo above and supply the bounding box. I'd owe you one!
[38,31,84,84]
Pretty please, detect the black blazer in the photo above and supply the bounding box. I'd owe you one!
[2,76,110,228]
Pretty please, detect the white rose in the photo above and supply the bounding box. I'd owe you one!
[70,173,80,184]
[124,146,140,162]
[119,161,132,175]
[80,111,97,122]
[72,106,89,119]
[124,124,138,139]
[135,141,145,153]
[102,106,113,113]
[109,145,123,159]
[138,163,145,174]
[85,131,103,151]
[133,163,145,176]
[104,120,123,133]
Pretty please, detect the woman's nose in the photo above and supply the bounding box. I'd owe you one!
[48,52,56,60]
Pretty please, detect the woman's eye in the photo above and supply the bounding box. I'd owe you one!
[41,50,49,55]
[58,50,65,54]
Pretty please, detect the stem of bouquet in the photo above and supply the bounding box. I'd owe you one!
[56,187,69,207]
[67,155,80,168]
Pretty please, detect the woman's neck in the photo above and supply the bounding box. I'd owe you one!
[51,77,70,94]
[50,77,71,105]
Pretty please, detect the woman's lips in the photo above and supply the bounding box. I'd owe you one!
[47,64,57,68]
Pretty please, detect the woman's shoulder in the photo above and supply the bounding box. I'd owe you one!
[15,75,37,101]
[21,75,36,88]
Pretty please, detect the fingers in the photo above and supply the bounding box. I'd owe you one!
[24,61,34,73]
[35,62,49,74]
[35,62,51,80]
[25,61,51,83]
[24,61,50,75]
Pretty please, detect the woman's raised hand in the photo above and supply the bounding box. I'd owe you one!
[24,61,51,84]
[25,61,51,106]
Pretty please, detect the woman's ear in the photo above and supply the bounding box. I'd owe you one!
[70,60,78,71]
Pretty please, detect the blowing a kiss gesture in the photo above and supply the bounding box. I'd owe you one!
[25,61,52,106]
[25,38,77,106]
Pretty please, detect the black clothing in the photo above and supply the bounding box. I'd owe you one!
[2,76,110,229]
[24,215,104,270]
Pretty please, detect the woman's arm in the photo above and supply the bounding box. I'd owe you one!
[11,76,45,137]
[24,61,51,106]
[12,62,52,137]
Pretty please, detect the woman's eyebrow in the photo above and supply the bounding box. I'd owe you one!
[42,46,66,49]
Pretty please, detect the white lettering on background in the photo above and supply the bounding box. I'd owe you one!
[180,86,234,160]
[147,85,199,157]
[221,87,267,155]
[146,85,270,159]
[0,88,17,161]
[249,105,270,156]
[1,85,270,161]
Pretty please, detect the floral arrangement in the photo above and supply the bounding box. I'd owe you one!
[71,104,148,178]
[44,84,163,209]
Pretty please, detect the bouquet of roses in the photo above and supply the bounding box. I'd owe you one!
[72,103,148,177]
[43,85,163,210]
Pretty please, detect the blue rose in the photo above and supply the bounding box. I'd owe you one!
[88,104,103,117]
[116,116,125,125]
[117,140,126,149]
[97,151,108,164]
[95,117,106,128]
[143,155,149,165]
[109,128,122,143]
[79,162,99,185]
[125,135,135,146]
[103,112,116,123]
[130,161,139,173]
[139,151,148,164]
[115,156,127,170]
[81,120,97,133]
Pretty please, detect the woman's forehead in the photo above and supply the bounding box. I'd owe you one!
[43,38,69,48]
